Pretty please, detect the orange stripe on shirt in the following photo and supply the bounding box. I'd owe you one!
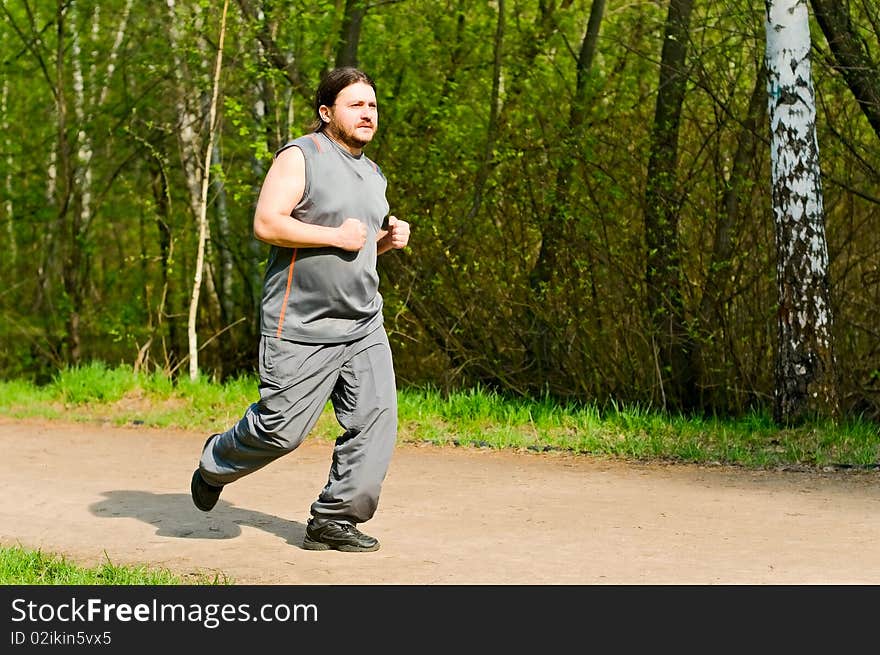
[307,133,323,153]
[275,248,297,337]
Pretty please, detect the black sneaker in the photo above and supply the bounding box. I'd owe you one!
[190,469,223,512]
[302,518,380,552]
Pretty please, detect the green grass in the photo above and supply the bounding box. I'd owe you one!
[1,364,877,470]
[0,544,229,585]
[396,385,880,469]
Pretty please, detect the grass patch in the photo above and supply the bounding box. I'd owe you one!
[0,545,228,585]
[396,385,879,469]
[51,361,139,405]
[0,369,878,470]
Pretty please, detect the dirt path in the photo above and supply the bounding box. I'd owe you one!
[2,417,879,584]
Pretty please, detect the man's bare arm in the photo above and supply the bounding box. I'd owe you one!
[253,146,366,251]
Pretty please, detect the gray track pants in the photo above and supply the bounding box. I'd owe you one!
[198,326,398,524]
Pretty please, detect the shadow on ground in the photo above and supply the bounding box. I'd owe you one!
[89,491,308,548]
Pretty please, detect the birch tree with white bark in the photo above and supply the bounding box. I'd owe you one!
[187,0,230,380]
[1,81,14,264]
[765,0,839,424]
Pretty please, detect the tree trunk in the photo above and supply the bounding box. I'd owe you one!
[527,0,607,377]
[54,2,83,365]
[703,66,767,312]
[765,0,839,424]
[165,0,210,224]
[529,0,606,291]
[59,0,133,365]
[570,0,605,131]
[1,81,15,265]
[243,4,276,333]
[692,64,767,407]
[211,141,234,324]
[149,156,178,372]
[188,0,230,380]
[71,5,93,241]
[809,0,880,141]
[335,0,367,68]
[643,0,697,410]
[465,0,504,225]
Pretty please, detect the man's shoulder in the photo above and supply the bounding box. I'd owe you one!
[362,154,385,180]
[275,133,324,159]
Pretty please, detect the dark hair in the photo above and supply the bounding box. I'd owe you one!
[311,67,377,133]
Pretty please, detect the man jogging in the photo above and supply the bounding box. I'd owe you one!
[190,67,410,553]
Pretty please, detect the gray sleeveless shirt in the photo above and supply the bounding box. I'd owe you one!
[260,131,390,343]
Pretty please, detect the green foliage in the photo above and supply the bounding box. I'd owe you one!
[1,0,879,420]
[0,545,227,585]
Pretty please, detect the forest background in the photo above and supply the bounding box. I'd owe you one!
[1,0,879,423]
